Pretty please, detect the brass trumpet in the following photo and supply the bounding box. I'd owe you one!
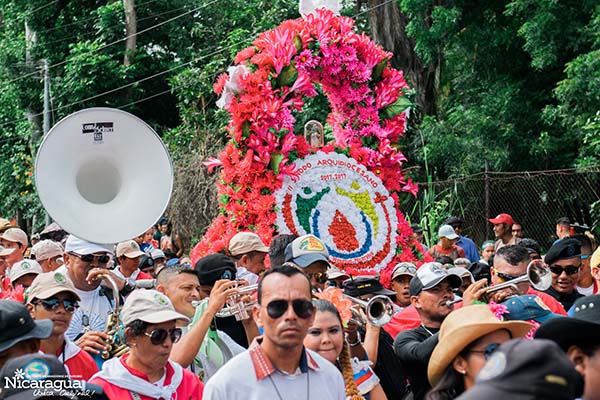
[344,294,394,327]
[98,274,129,359]
[447,259,552,306]
[192,283,258,321]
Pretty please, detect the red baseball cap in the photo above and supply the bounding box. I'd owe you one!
[488,213,514,225]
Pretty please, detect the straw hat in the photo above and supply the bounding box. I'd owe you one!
[427,304,532,386]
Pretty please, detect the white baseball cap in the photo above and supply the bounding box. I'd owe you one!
[9,260,43,284]
[0,228,28,247]
[64,235,113,255]
[438,225,459,240]
[121,289,190,325]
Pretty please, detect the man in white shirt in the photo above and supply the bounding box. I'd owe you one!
[228,232,269,285]
[203,264,346,400]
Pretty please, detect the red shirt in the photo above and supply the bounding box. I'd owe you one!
[41,339,98,381]
[91,354,203,400]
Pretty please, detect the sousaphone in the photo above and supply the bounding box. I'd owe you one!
[35,108,173,244]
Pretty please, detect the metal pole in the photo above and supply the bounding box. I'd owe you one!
[485,160,490,241]
[43,59,51,226]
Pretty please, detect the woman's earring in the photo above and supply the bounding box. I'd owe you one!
[460,370,466,375]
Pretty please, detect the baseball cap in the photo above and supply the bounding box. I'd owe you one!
[0,217,14,233]
[284,234,330,268]
[409,262,461,296]
[194,253,236,285]
[544,238,581,265]
[326,265,349,280]
[0,353,80,400]
[40,222,63,235]
[445,216,464,226]
[121,289,190,325]
[343,276,396,298]
[30,240,64,261]
[501,295,562,324]
[0,244,15,257]
[0,228,28,247]
[116,240,145,258]
[228,232,269,256]
[0,301,53,353]
[27,271,81,302]
[438,225,458,240]
[9,260,43,284]
[488,213,514,226]
[535,294,600,351]
[446,267,473,282]
[150,248,166,260]
[455,339,583,400]
[64,235,113,255]
[391,262,417,281]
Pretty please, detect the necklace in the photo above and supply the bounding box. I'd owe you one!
[268,368,310,400]
[421,324,436,337]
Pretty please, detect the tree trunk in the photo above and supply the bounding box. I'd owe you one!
[123,0,137,67]
[25,22,42,142]
[366,0,439,118]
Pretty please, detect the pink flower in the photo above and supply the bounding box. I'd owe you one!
[202,157,223,173]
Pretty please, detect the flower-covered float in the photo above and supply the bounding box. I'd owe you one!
[190,8,430,283]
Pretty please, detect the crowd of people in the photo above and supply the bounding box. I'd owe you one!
[0,213,599,400]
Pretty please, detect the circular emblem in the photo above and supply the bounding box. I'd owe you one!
[153,293,168,306]
[476,352,507,382]
[276,152,398,272]
[54,273,66,284]
[21,262,30,270]
[23,360,50,380]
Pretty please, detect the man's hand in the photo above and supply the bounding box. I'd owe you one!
[76,331,110,355]
[86,268,125,291]
[461,279,489,305]
[205,279,240,316]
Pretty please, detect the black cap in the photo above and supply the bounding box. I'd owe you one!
[518,238,541,256]
[445,216,464,226]
[410,224,423,233]
[194,253,236,286]
[0,353,79,399]
[535,294,600,351]
[342,276,396,299]
[544,238,581,265]
[455,339,583,400]
[0,301,53,353]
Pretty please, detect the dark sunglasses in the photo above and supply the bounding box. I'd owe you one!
[144,328,182,345]
[467,343,500,360]
[307,272,328,284]
[549,265,580,275]
[69,252,110,264]
[496,271,521,282]
[34,298,79,313]
[266,299,314,319]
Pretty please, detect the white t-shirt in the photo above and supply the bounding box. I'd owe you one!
[576,284,595,296]
[65,286,114,340]
[203,345,345,400]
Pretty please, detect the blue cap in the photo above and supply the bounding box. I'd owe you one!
[502,295,562,323]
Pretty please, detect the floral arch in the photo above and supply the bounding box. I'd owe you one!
[190,9,428,282]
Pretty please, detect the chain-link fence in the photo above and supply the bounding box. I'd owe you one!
[403,165,600,252]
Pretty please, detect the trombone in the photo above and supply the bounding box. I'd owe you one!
[343,294,394,327]
[447,259,552,306]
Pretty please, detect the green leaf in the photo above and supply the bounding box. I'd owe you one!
[372,58,388,82]
[380,96,413,119]
[275,64,298,88]
[269,153,284,174]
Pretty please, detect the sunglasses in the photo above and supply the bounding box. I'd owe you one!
[496,271,522,282]
[69,252,111,264]
[34,298,79,313]
[307,272,328,284]
[549,265,580,275]
[467,343,500,360]
[266,299,314,319]
[581,255,590,260]
[144,328,182,345]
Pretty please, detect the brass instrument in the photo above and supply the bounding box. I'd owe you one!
[447,259,552,306]
[344,294,394,327]
[100,274,129,359]
[192,283,258,321]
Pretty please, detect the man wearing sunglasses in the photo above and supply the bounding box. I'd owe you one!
[543,238,584,310]
[204,264,346,399]
[27,270,99,380]
[61,235,128,360]
[284,234,331,292]
[90,289,203,399]
[574,234,597,295]
[487,245,567,314]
